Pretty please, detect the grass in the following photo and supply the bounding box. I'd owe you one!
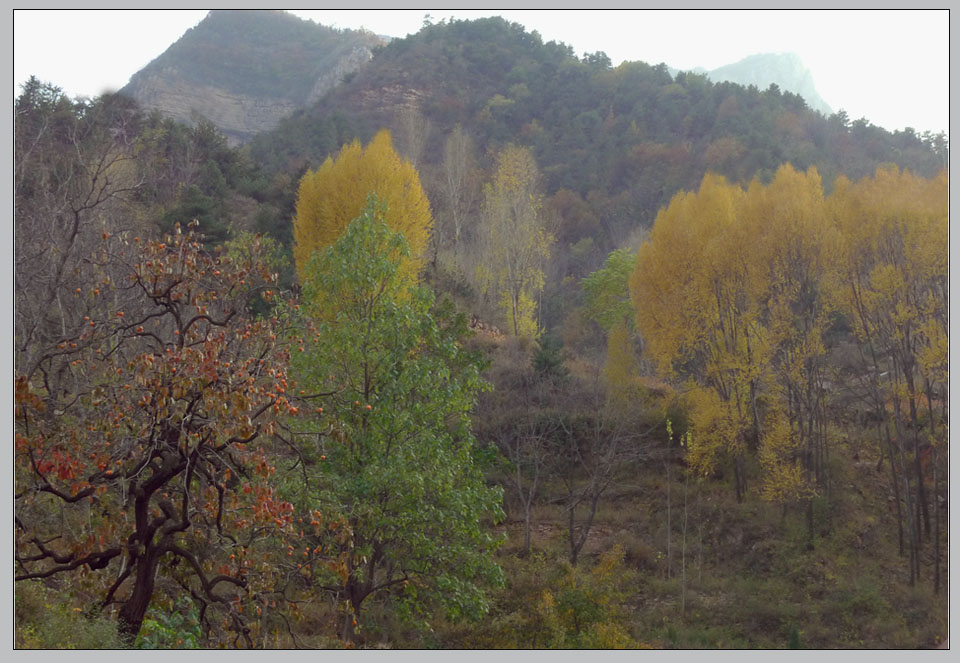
[16,581,124,649]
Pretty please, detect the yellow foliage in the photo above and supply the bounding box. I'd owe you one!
[825,164,948,407]
[632,173,761,478]
[758,408,811,503]
[477,144,553,338]
[631,162,946,499]
[292,129,432,287]
[684,384,748,477]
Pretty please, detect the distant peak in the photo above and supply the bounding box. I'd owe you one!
[700,52,832,116]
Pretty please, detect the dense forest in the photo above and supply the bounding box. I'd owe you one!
[14,14,948,650]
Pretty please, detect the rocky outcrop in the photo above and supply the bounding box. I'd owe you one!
[305,46,375,107]
[122,70,301,144]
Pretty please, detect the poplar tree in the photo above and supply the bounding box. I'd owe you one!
[476,144,553,338]
[292,129,432,288]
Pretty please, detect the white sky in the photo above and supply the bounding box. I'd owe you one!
[12,8,950,135]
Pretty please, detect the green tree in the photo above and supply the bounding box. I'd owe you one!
[581,248,637,332]
[290,197,504,642]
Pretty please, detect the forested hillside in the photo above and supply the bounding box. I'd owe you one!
[15,13,948,650]
[251,18,945,254]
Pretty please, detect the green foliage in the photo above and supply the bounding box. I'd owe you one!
[532,331,569,382]
[788,623,803,649]
[290,196,504,634]
[135,598,203,649]
[581,248,636,331]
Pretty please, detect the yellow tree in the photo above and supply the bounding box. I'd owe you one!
[631,173,765,501]
[292,129,432,287]
[476,144,553,338]
[744,165,835,517]
[826,165,948,588]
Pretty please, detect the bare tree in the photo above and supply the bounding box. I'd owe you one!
[438,124,478,261]
[15,82,148,389]
[550,372,650,566]
[393,102,431,170]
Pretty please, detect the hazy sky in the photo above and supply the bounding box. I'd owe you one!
[12,8,950,135]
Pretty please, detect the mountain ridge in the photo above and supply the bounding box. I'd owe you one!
[120,10,384,144]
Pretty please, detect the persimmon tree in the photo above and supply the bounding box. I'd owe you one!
[14,225,311,645]
[289,197,504,642]
[292,128,432,288]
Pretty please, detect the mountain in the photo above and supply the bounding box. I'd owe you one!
[702,52,832,117]
[247,18,942,251]
[120,10,384,144]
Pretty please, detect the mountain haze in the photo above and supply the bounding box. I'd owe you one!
[702,52,832,116]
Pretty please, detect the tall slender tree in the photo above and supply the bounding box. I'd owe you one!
[476,144,553,337]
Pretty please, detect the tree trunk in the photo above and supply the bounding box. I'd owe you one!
[933,444,940,595]
[523,503,532,557]
[908,391,931,538]
[568,497,578,566]
[681,471,688,615]
[882,419,904,557]
[117,551,160,643]
[665,461,671,579]
[926,380,940,594]
[697,480,703,586]
[733,453,747,503]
